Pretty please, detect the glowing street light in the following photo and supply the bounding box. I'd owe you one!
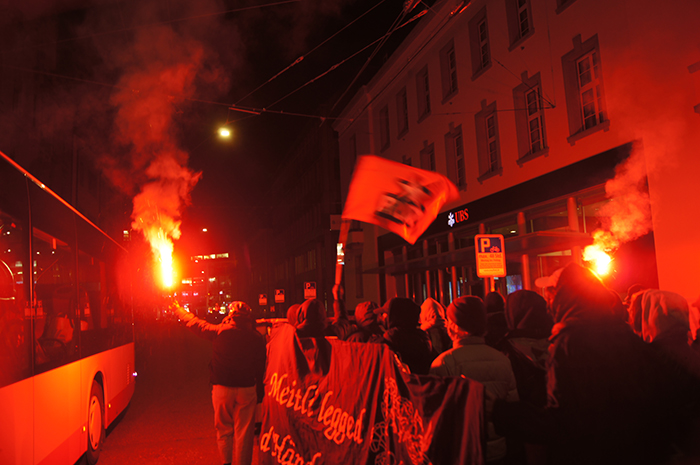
[218,127,231,138]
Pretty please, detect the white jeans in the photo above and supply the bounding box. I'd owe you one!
[212,384,257,465]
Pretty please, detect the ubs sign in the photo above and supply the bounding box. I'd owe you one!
[447,208,469,227]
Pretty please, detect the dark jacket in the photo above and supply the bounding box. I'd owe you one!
[499,290,552,408]
[493,264,695,465]
[381,298,433,375]
[484,292,508,348]
[177,311,266,389]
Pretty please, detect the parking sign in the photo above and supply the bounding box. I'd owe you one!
[474,234,506,277]
[304,282,317,299]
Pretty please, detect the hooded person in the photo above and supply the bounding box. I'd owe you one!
[172,301,266,465]
[499,290,553,408]
[493,263,697,465]
[295,299,327,338]
[286,304,300,327]
[381,297,433,375]
[430,295,518,463]
[484,292,508,348]
[346,301,383,343]
[420,298,451,356]
[635,290,700,379]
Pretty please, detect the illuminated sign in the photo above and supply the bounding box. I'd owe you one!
[448,208,469,227]
[275,289,285,304]
[191,253,230,261]
[304,282,317,299]
[474,234,506,278]
[336,243,345,265]
[259,294,268,306]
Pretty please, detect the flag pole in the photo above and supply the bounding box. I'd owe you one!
[335,219,351,285]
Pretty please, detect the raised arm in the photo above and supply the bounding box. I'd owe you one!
[170,301,220,342]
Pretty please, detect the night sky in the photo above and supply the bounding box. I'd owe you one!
[0,0,421,258]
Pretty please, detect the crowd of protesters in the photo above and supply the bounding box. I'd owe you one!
[172,261,700,465]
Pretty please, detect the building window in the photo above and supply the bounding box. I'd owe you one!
[444,125,466,190]
[416,65,431,120]
[469,7,491,78]
[440,39,458,100]
[561,34,609,144]
[577,51,604,131]
[396,87,409,137]
[420,142,436,171]
[526,88,545,153]
[402,155,412,166]
[556,0,577,14]
[475,100,502,180]
[513,71,548,163]
[379,105,390,151]
[506,0,533,48]
[486,115,498,172]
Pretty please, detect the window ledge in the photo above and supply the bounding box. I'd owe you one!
[441,91,458,105]
[417,111,431,124]
[517,147,550,166]
[471,62,492,82]
[567,120,610,146]
[555,0,578,14]
[508,29,535,52]
[477,167,503,184]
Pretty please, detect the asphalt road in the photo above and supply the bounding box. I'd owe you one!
[97,320,261,465]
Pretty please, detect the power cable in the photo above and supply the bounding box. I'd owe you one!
[328,3,415,116]
[234,0,388,106]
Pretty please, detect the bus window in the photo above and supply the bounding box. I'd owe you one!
[33,227,78,371]
[0,213,30,388]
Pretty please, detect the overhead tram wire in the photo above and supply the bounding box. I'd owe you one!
[233,0,389,106]
[328,4,414,116]
[336,1,469,127]
[263,7,428,113]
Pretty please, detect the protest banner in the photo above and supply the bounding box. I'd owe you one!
[260,324,485,465]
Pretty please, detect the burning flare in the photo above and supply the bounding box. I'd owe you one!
[583,243,612,276]
[150,229,175,288]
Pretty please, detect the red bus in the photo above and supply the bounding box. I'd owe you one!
[0,150,135,464]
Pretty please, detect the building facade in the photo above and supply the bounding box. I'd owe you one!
[334,0,700,309]
[247,120,342,316]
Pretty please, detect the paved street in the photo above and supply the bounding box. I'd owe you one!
[97,321,260,465]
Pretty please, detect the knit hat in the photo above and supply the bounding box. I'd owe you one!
[228,301,253,320]
[446,296,486,335]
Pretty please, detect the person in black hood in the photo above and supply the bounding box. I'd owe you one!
[499,290,552,408]
[484,291,508,348]
[347,300,383,343]
[295,299,327,338]
[380,297,433,374]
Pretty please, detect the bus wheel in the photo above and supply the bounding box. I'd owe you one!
[86,380,105,464]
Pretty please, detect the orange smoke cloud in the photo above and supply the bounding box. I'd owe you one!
[131,156,201,288]
[587,147,652,247]
[107,26,211,289]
